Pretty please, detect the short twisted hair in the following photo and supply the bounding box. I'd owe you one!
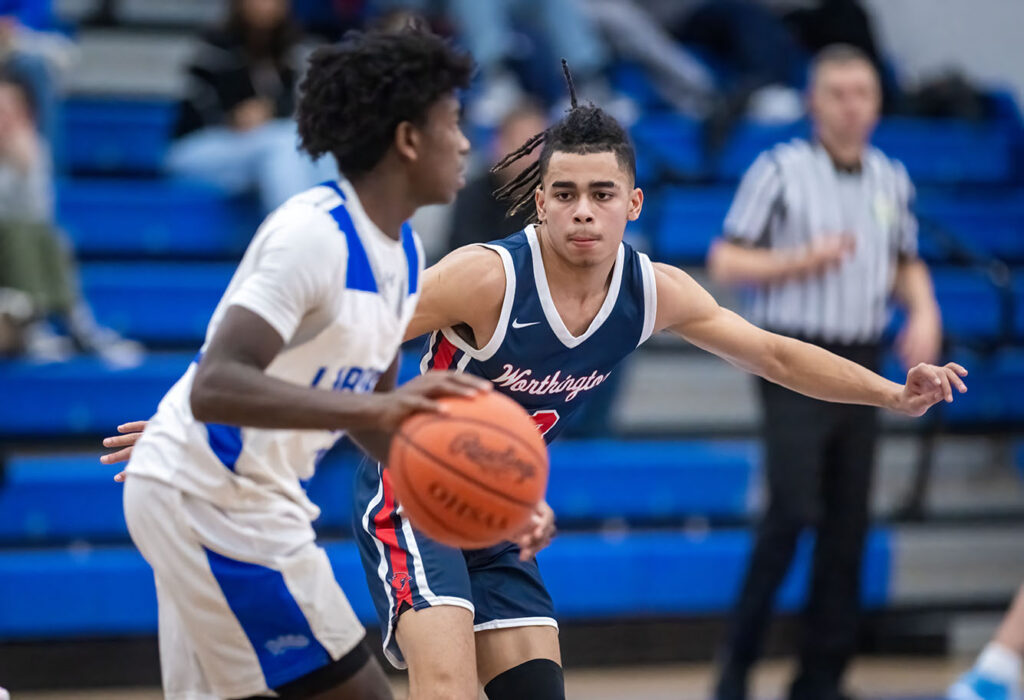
[297,25,473,178]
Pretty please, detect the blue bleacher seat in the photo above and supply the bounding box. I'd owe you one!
[81,262,235,345]
[917,192,1024,263]
[546,440,757,520]
[0,439,758,544]
[629,114,704,181]
[0,529,890,639]
[64,98,176,174]
[59,179,259,259]
[0,352,193,436]
[930,268,1005,341]
[0,454,127,543]
[653,186,733,262]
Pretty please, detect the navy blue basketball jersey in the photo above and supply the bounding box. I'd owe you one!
[420,225,657,442]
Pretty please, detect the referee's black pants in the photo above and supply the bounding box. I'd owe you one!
[716,342,881,700]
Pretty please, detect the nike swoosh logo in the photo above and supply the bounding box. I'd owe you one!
[512,319,541,329]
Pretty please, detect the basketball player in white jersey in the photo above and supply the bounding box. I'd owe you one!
[106,67,969,700]
[115,27,490,700]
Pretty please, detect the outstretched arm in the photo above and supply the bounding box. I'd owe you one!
[653,263,966,416]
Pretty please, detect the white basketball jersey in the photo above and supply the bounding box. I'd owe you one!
[127,180,423,521]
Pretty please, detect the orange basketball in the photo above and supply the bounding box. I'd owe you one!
[387,390,549,549]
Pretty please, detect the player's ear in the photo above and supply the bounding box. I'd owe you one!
[534,186,546,223]
[394,120,420,163]
[627,187,644,222]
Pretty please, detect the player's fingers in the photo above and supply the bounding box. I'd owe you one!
[936,368,953,402]
[446,372,492,391]
[100,446,134,465]
[103,432,141,448]
[423,376,484,398]
[945,366,968,393]
[403,396,443,417]
[114,470,127,483]
[946,362,969,378]
[117,420,148,434]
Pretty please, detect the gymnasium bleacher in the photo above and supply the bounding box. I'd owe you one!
[3,1,1024,690]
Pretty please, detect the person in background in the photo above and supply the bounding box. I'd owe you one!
[166,0,337,214]
[0,8,76,164]
[0,72,142,364]
[447,98,546,252]
[707,45,942,700]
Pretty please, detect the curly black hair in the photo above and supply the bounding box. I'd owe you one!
[493,60,636,222]
[297,25,473,179]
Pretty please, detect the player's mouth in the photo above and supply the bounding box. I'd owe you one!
[568,235,601,249]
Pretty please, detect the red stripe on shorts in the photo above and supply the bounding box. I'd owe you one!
[373,469,414,613]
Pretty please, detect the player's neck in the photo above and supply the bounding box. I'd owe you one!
[348,172,417,241]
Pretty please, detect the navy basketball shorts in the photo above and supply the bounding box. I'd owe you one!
[353,460,557,668]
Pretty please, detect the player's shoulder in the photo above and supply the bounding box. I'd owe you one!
[259,185,348,247]
[427,243,508,304]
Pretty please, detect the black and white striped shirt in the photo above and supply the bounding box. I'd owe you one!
[723,138,918,344]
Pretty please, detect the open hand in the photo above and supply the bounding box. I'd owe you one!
[100,420,148,481]
[895,362,968,417]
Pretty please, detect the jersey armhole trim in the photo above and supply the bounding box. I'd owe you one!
[638,253,657,347]
[439,243,515,362]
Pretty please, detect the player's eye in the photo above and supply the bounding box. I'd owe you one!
[594,192,613,201]
[555,192,573,201]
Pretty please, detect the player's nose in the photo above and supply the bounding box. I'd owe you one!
[572,201,595,224]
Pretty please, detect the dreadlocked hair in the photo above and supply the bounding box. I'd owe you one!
[492,59,636,223]
[297,23,473,178]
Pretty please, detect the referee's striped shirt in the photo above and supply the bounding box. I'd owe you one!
[723,138,918,344]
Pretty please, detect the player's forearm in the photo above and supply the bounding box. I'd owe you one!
[707,239,810,286]
[190,360,384,432]
[762,334,903,410]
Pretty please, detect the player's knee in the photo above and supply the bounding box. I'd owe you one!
[409,665,477,700]
[483,658,565,700]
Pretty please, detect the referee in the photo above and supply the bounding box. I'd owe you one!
[709,45,942,700]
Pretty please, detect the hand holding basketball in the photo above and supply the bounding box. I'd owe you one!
[387,389,550,549]
[372,371,492,432]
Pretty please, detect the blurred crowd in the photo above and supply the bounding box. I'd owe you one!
[0,0,990,366]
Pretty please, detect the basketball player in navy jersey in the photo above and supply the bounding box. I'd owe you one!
[105,65,968,700]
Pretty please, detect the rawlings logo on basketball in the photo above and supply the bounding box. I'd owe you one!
[449,432,536,483]
[426,481,510,531]
[492,365,610,402]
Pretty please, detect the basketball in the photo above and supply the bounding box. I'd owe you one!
[387,390,549,549]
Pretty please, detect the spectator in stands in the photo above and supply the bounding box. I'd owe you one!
[447,98,545,252]
[584,0,717,118]
[377,0,626,126]
[0,9,76,162]
[0,72,142,365]
[166,0,337,213]
[707,45,942,700]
